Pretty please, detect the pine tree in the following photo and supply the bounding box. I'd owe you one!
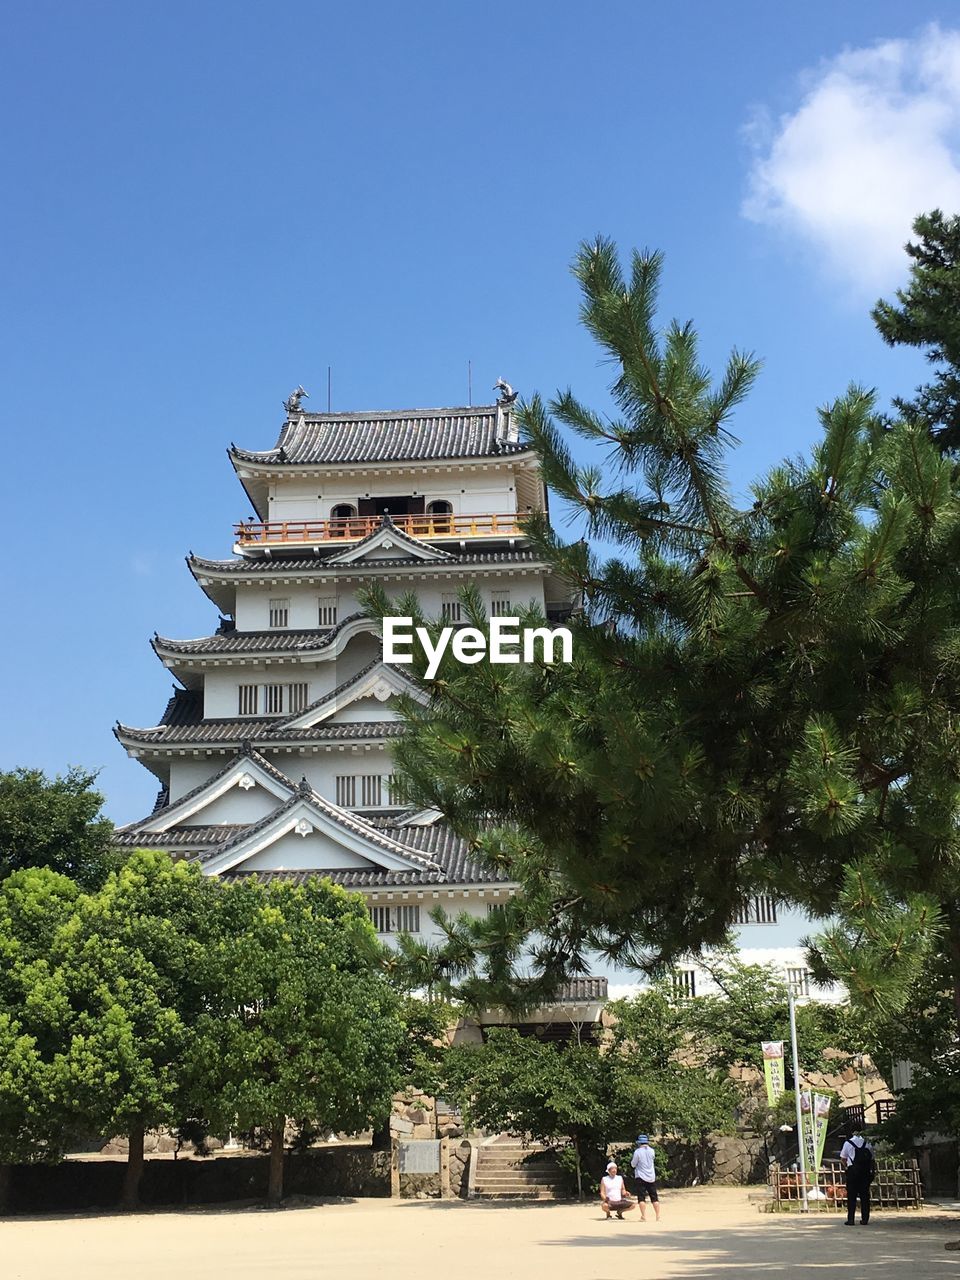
[367,236,959,1039]
[874,209,960,451]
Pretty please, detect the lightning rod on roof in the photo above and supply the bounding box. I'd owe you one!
[327,366,332,413]
[468,359,472,406]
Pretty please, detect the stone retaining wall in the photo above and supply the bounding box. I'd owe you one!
[2,1146,390,1215]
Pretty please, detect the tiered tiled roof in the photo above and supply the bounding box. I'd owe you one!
[230,405,529,466]
[189,549,545,575]
[152,612,368,657]
[115,717,402,747]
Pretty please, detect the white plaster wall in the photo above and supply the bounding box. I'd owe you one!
[265,470,522,522]
[168,759,221,802]
[326,694,402,723]
[183,783,280,826]
[233,575,548,631]
[366,892,501,944]
[239,829,377,870]
[260,746,398,802]
[202,663,338,719]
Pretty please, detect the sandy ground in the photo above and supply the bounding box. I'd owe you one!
[3,1187,960,1280]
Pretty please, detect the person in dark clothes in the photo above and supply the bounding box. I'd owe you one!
[840,1129,875,1225]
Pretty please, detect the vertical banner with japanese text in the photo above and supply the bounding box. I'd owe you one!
[761,1041,785,1106]
[813,1093,831,1170]
[800,1090,818,1175]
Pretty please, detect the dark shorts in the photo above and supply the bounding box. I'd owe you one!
[634,1178,658,1202]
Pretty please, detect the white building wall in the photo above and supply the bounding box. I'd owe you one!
[240,830,377,870]
[182,783,280,826]
[265,469,523,523]
[260,747,398,803]
[168,759,221,802]
[232,575,549,631]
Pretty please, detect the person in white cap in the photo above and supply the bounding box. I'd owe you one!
[630,1135,661,1221]
[600,1160,636,1220]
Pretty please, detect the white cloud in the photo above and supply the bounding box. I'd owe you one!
[743,25,960,294]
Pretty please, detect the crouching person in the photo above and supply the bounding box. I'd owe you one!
[600,1161,636,1219]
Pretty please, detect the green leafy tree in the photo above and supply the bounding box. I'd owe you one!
[680,955,851,1076]
[55,850,219,1206]
[0,867,82,1209]
[0,852,217,1208]
[0,767,120,888]
[874,209,960,451]
[187,876,405,1205]
[444,992,734,1198]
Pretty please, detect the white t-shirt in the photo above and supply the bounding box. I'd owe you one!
[602,1174,627,1201]
[631,1145,656,1180]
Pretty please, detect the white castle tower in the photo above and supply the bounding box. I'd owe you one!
[115,390,825,1020]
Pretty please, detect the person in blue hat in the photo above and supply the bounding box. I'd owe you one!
[630,1135,661,1221]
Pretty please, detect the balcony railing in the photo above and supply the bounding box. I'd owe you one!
[234,512,526,547]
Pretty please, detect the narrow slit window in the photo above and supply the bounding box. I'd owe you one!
[441,593,462,623]
[336,775,357,807]
[318,596,338,627]
[786,967,812,997]
[371,905,420,934]
[671,968,697,999]
[490,590,512,617]
[269,598,290,628]
[287,682,308,713]
[360,775,383,807]
[238,684,259,716]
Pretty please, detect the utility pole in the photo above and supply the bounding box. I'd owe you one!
[789,987,809,1212]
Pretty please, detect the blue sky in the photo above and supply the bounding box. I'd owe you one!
[2,1,959,823]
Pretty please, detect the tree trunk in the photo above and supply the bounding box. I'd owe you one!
[121,1122,145,1210]
[947,912,960,1035]
[267,1123,285,1206]
[0,1162,11,1214]
[573,1137,582,1201]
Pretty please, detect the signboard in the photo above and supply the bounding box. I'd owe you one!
[397,1139,441,1174]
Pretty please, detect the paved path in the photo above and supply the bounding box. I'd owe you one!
[3,1187,959,1279]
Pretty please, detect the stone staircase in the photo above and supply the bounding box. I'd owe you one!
[471,1139,567,1200]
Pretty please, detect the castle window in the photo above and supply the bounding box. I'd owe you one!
[287,682,308,713]
[239,682,308,717]
[371,904,420,934]
[671,968,697,999]
[336,773,401,808]
[336,775,356,806]
[490,590,512,617]
[318,596,338,627]
[268,598,290,628]
[787,967,812,997]
[732,896,778,925]
[238,684,259,716]
[441,593,462,623]
[331,503,357,521]
[427,499,453,531]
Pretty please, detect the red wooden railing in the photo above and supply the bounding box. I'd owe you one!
[234,512,525,545]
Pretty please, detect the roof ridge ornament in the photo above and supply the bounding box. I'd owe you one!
[283,386,309,417]
[494,377,517,405]
[494,379,520,444]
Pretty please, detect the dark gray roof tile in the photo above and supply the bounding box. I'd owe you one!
[115,719,403,747]
[231,405,530,466]
[153,612,368,656]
